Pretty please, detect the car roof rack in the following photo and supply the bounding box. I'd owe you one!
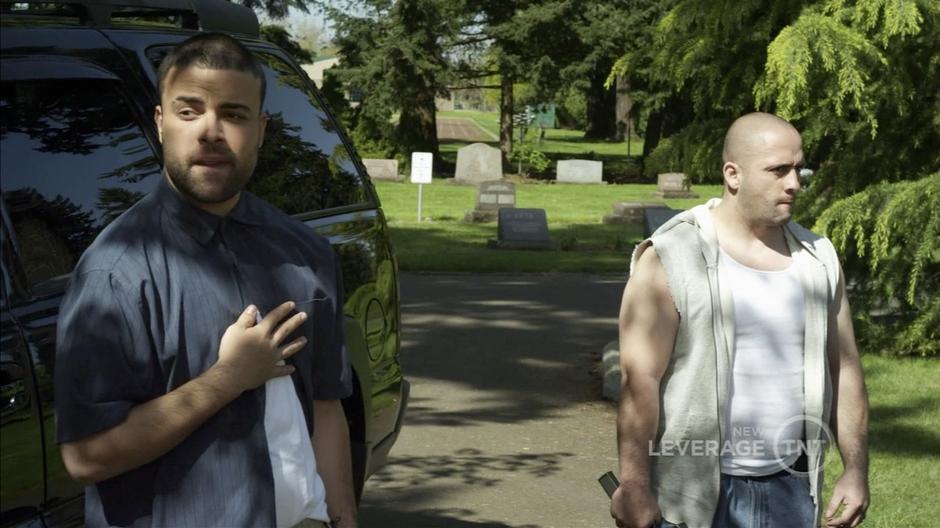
[0,0,259,38]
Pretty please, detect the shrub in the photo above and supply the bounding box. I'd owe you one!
[815,173,939,356]
[509,143,551,177]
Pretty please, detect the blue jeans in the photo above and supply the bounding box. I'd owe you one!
[711,471,815,528]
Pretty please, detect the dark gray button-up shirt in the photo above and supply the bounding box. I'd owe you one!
[55,177,352,527]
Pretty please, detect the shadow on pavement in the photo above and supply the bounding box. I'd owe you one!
[358,274,622,526]
[359,506,539,528]
[360,450,560,528]
[398,274,623,425]
[368,448,574,488]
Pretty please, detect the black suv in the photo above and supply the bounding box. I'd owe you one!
[0,1,408,525]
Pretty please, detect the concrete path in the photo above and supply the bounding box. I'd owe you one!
[437,117,498,142]
[358,273,627,528]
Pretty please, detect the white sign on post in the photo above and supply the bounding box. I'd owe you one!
[411,152,433,184]
[411,152,433,222]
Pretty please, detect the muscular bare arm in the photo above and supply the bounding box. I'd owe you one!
[610,246,679,528]
[824,268,870,527]
[312,399,357,528]
[60,302,308,485]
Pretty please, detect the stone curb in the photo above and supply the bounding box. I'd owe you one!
[601,340,620,402]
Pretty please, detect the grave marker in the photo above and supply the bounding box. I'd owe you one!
[362,158,402,182]
[556,159,604,184]
[487,208,554,250]
[455,143,503,184]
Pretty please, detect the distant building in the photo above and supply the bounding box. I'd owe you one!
[301,56,340,88]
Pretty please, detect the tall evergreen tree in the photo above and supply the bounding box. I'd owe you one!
[323,0,455,159]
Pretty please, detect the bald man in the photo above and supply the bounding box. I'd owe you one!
[610,113,869,528]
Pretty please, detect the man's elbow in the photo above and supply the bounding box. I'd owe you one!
[60,442,107,486]
[620,368,661,403]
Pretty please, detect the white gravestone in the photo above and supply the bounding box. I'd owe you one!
[651,172,698,198]
[362,159,402,181]
[455,143,503,184]
[556,159,604,184]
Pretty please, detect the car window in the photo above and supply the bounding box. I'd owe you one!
[251,52,370,215]
[0,79,161,297]
[146,46,371,216]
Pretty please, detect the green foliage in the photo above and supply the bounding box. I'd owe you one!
[756,11,883,122]
[508,142,551,177]
[643,119,725,182]
[759,1,939,224]
[815,173,940,356]
[554,85,587,129]
[604,158,645,184]
[323,0,456,157]
[612,0,939,201]
[260,24,314,64]
[606,0,939,356]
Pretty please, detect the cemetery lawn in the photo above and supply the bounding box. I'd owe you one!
[825,354,940,527]
[436,110,644,163]
[373,180,722,272]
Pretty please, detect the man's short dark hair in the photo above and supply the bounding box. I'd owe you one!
[157,32,266,110]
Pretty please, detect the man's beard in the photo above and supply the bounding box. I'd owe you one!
[164,150,253,205]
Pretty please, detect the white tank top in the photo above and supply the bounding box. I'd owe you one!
[260,312,330,527]
[718,248,805,476]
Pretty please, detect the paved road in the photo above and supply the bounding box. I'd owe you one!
[358,273,627,528]
[437,117,497,142]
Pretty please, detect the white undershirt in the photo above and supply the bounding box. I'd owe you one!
[260,313,329,527]
[718,248,805,476]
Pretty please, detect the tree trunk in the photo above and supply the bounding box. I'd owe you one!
[615,75,634,144]
[499,73,513,167]
[643,109,663,159]
[397,90,439,158]
[583,59,617,140]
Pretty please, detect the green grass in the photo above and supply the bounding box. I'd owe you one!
[375,180,722,272]
[824,354,940,526]
[436,110,644,169]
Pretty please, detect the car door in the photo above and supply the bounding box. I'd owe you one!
[0,54,163,527]
[0,202,44,528]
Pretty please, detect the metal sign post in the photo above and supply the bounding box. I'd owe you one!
[411,152,433,222]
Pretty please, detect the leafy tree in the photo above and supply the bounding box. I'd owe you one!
[260,24,314,63]
[551,0,660,140]
[757,1,940,220]
[320,0,456,160]
[611,0,796,179]
[453,0,540,163]
[815,173,939,356]
[611,0,939,355]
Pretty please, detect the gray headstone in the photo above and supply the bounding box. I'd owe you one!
[487,208,554,250]
[476,181,516,211]
[362,158,402,181]
[651,172,698,198]
[603,202,669,225]
[644,207,681,237]
[455,143,503,184]
[556,159,604,184]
